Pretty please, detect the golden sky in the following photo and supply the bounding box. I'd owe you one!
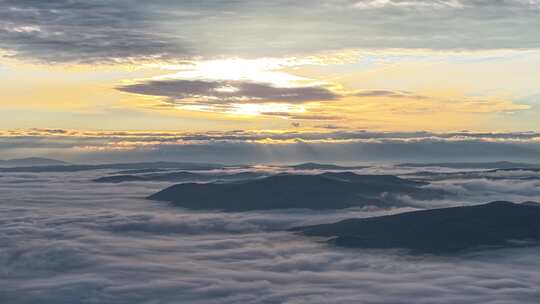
[1,49,538,133]
[1,1,540,150]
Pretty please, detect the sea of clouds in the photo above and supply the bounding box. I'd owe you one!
[2,166,540,303]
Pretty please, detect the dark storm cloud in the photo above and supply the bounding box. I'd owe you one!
[1,0,540,63]
[117,79,340,105]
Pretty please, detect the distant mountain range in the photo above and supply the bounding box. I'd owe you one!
[0,161,225,172]
[148,172,442,211]
[293,201,540,254]
[398,161,540,169]
[88,162,370,181]
[404,167,540,182]
[287,162,368,170]
[0,161,368,173]
[94,171,267,183]
[0,157,68,167]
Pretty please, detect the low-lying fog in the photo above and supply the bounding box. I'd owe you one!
[2,165,540,303]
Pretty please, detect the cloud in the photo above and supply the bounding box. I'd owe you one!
[260,112,343,121]
[351,0,466,9]
[0,0,186,63]
[2,129,540,164]
[349,90,529,115]
[354,90,427,99]
[315,124,348,130]
[2,1,540,63]
[425,178,540,204]
[2,171,540,304]
[117,78,340,115]
[116,73,528,119]
[118,79,339,104]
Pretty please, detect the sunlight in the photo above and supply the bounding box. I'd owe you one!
[227,103,305,116]
[158,57,316,87]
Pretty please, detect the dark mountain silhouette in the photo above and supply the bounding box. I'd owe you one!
[293,201,540,254]
[0,157,68,167]
[399,161,540,170]
[94,171,266,183]
[321,172,426,187]
[94,171,204,183]
[0,161,224,173]
[148,172,439,211]
[288,162,368,170]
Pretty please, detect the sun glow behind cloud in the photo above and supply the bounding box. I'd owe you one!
[109,49,534,132]
[1,45,538,132]
[155,57,318,87]
[122,56,341,119]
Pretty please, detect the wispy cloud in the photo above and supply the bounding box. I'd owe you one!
[353,90,427,99]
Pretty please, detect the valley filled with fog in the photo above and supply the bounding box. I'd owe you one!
[2,163,540,303]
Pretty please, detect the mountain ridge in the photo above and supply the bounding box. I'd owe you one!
[0,157,68,167]
[148,172,441,211]
[292,201,540,254]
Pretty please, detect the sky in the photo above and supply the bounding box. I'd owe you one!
[1,0,540,163]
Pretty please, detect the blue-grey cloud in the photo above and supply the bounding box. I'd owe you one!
[117,79,340,105]
[0,0,189,63]
[1,0,540,63]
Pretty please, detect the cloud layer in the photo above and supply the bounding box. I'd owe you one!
[2,168,540,303]
[2,0,540,63]
[0,0,185,63]
[2,129,540,164]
